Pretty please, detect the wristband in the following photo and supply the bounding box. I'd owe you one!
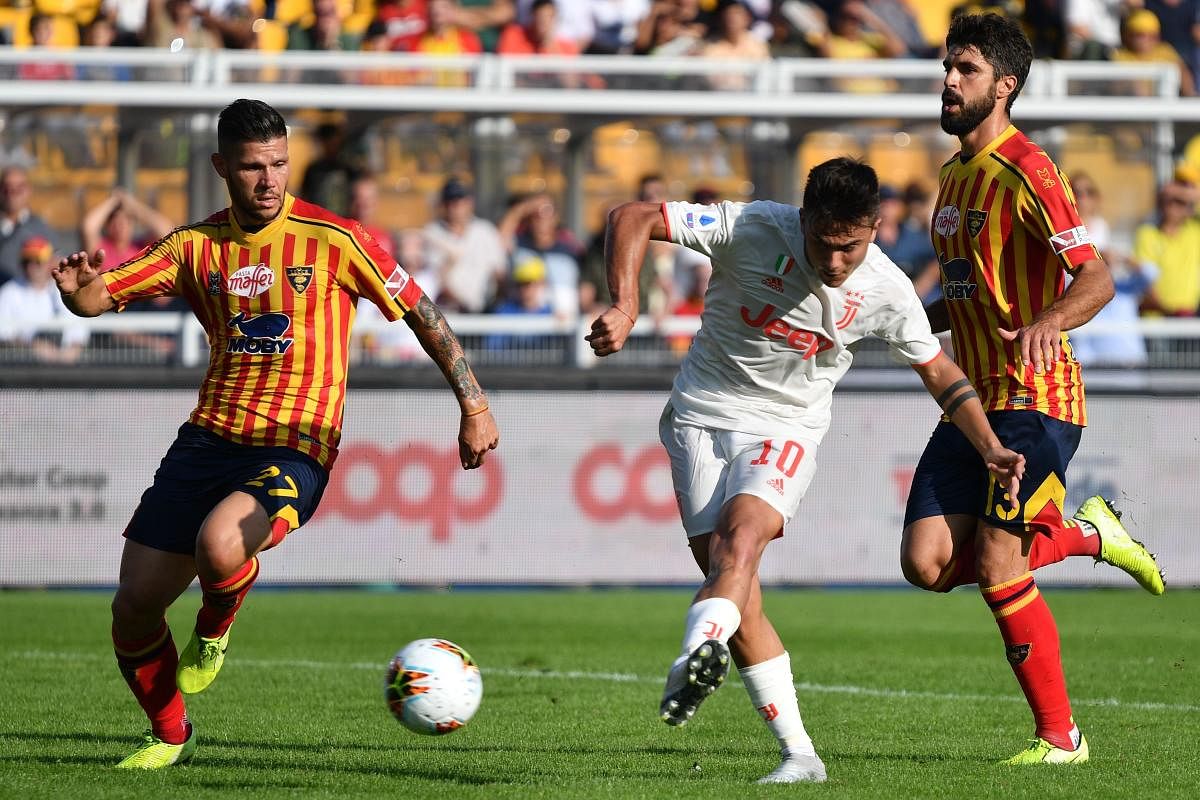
[463,405,489,417]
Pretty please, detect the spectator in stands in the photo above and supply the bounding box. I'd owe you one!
[588,0,654,54]
[812,1,908,92]
[634,0,709,55]
[422,176,507,312]
[373,0,429,51]
[414,0,484,86]
[81,188,176,270]
[1066,171,1156,366]
[193,0,257,49]
[485,253,555,350]
[874,183,940,302]
[500,191,582,319]
[0,166,56,287]
[498,0,582,54]
[1065,0,1129,59]
[866,0,937,57]
[80,191,184,361]
[667,248,711,356]
[1112,8,1196,96]
[1144,0,1200,88]
[702,0,770,91]
[104,0,150,46]
[1023,0,1069,58]
[1135,178,1200,316]
[287,0,362,52]
[78,15,134,81]
[352,229,439,362]
[145,0,223,52]
[298,121,363,217]
[418,0,485,53]
[514,0,595,50]
[347,174,398,258]
[17,14,74,81]
[449,0,516,52]
[0,237,87,364]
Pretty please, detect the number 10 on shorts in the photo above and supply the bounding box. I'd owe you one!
[749,440,805,477]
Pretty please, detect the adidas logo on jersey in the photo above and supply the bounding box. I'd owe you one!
[761,276,784,292]
[767,477,786,495]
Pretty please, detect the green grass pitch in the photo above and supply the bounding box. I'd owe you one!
[1,588,1196,798]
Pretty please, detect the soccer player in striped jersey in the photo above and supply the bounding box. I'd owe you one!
[900,13,1164,765]
[588,157,1026,784]
[51,99,499,769]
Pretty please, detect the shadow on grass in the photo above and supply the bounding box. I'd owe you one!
[2,731,133,746]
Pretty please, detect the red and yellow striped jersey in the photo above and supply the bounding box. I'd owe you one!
[932,125,1100,426]
[101,194,422,468]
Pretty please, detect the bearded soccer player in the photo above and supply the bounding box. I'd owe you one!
[52,99,499,769]
[900,13,1165,765]
[587,157,1026,784]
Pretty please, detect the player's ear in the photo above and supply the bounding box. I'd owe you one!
[996,73,1018,103]
[211,152,227,180]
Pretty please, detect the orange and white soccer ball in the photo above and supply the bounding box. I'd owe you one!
[384,638,483,735]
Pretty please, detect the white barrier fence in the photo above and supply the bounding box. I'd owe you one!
[1,389,1194,587]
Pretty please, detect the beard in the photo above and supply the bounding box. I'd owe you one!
[940,84,996,137]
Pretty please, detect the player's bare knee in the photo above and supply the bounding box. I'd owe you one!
[195,532,250,582]
[111,588,162,631]
[900,555,943,592]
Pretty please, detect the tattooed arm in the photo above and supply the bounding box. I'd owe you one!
[911,352,1024,507]
[405,294,499,469]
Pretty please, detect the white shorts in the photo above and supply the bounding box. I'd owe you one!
[658,404,820,538]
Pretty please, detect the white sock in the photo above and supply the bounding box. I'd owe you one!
[678,597,741,659]
[739,652,816,757]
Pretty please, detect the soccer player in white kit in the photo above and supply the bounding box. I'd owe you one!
[586,158,1027,784]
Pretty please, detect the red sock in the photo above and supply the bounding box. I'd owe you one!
[981,573,1076,750]
[113,620,189,744]
[1022,510,1099,566]
[196,556,259,639]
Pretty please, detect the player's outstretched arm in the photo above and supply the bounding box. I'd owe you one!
[998,257,1113,373]
[404,294,499,470]
[585,201,668,357]
[912,352,1025,507]
[53,250,115,317]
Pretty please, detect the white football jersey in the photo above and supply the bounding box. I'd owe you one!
[663,200,942,439]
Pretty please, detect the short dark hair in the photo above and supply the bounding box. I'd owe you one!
[946,13,1033,114]
[217,99,288,154]
[801,157,879,232]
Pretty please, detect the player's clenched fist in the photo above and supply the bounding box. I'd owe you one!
[53,250,105,295]
[458,408,499,470]
[585,305,636,357]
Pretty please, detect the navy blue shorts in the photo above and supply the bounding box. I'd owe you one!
[903,411,1083,533]
[124,423,329,555]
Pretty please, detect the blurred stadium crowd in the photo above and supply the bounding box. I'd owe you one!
[1,0,1198,86]
[2,0,1200,369]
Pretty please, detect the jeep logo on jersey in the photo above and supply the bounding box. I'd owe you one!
[940,256,977,300]
[934,205,960,237]
[286,264,314,294]
[1050,226,1091,255]
[740,303,833,359]
[226,312,294,354]
[227,263,275,297]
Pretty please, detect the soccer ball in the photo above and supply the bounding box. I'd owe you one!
[384,638,483,735]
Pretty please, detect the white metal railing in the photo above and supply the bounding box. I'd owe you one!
[10,313,1200,370]
[0,48,1194,122]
